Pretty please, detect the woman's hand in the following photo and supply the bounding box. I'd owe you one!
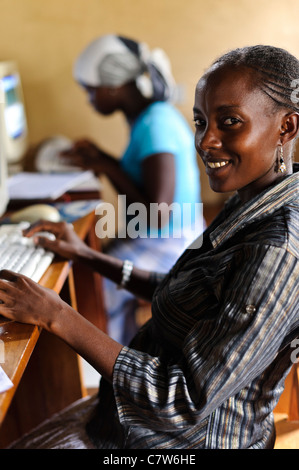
[60,138,113,175]
[23,220,91,262]
[0,270,69,330]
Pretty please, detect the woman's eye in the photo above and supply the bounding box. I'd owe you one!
[223,117,240,126]
[193,118,205,128]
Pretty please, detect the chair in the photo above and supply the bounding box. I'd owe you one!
[274,363,299,449]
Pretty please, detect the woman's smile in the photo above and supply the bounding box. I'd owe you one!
[205,158,232,174]
[204,157,234,184]
[206,160,230,169]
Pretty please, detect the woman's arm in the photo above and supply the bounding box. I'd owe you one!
[61,138,176,227]
[23,221,159,301]
[0,270,122,383]
[61,139,148,205]
[103,152,175,206]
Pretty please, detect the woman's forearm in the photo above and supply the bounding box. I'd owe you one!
[23,221,159,301]
[77,244,158,301]
[102,156,149,206]
[50,303,123,383]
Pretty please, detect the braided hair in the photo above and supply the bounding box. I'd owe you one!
[209,45,299,114]
[206,45,299,156]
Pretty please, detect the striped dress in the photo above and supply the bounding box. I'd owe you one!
[87,165,299,449]
[10,166,298,450]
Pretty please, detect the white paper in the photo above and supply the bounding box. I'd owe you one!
[8,171,95,200]
[0,365,13,393]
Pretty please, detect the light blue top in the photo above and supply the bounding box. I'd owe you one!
[120,101,201,236]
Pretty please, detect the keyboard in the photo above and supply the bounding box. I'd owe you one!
[0,223,55,283]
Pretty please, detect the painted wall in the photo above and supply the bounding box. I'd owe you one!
[1,0,298,203]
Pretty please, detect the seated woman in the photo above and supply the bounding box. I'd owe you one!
[0,44,298,449]
[61,34,202,345]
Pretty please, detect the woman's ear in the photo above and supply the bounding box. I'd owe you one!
[280,112,299,144]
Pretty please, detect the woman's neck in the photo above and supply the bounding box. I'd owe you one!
[121,82,152,121]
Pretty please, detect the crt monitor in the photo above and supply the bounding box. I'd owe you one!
[0,92,8,217]
[0,61,28,166]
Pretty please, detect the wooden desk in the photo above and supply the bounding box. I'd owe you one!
[0,212,106,448]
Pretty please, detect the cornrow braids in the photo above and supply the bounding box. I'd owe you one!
[210,45,299,114]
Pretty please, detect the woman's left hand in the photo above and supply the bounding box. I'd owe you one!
[0,269,68,330]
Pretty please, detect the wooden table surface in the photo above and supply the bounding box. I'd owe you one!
[0,212,105,438]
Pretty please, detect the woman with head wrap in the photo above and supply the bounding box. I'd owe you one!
[63,34,202,345]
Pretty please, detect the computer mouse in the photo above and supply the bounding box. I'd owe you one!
[10,204,61,224]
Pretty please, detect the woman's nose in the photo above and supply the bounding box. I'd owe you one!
[197,125,222,152]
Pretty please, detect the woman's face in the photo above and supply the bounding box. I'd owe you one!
[194,65,287,202]
[83,85,117,115]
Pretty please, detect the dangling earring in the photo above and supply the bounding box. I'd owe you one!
[278,144,286,173]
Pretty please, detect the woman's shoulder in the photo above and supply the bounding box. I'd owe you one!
[140,101,187,125]
[229,204,299,259]
[136,102,194,146]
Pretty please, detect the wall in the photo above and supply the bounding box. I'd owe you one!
[0,0,298,204]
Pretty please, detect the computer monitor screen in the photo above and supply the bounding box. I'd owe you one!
[2,74,26,139]
[0,61,28,165]
[0,96,8,217]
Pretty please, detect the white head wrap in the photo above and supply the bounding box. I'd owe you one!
[73,34,176,101]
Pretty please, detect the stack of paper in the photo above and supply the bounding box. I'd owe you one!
[8,171,96,201]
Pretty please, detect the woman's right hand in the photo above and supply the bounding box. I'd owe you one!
[60,138,112,175]
[23,220,90,262]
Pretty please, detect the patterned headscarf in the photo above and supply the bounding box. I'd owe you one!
[73,34,176,101]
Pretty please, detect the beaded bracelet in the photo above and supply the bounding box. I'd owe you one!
[118,259,134,289]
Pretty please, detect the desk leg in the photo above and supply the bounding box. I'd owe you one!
[71,264,107,332]
[71,223,107,332]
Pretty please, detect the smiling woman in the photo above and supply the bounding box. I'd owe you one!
[0,45,298,450]
[194,48,299,201]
